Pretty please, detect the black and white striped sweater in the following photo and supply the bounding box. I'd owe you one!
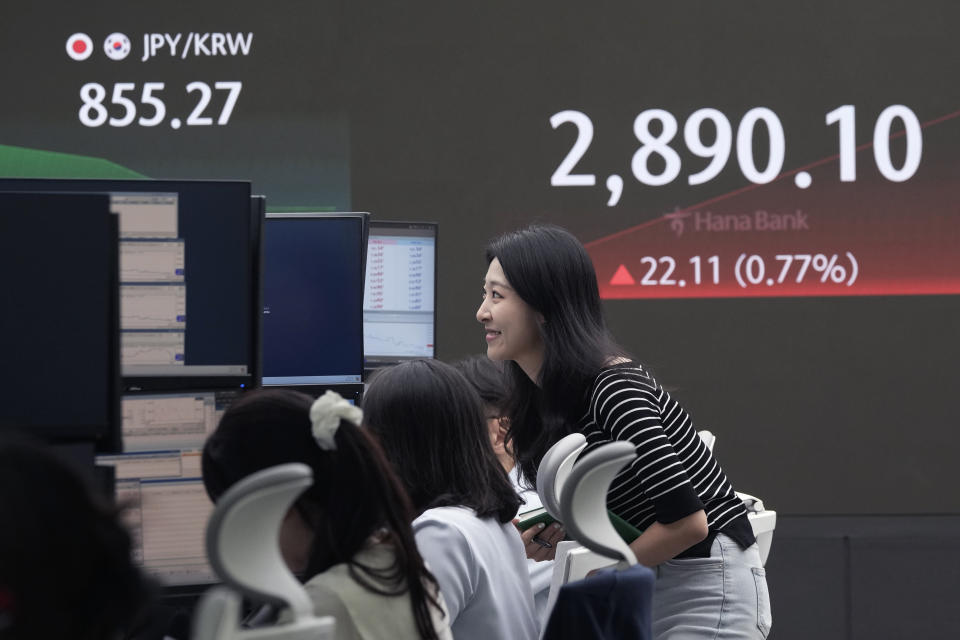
[577,364,754,557]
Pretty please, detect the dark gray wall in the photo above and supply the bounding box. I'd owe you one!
[767,516,960,639]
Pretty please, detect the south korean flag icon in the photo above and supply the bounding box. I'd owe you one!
[103,33,131,60]
[66,33,93,61]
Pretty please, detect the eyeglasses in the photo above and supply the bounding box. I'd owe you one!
[485,415,511,428]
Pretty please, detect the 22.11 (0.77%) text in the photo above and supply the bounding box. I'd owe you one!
[618,253,859,289]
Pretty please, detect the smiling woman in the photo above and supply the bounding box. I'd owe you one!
[479,224,771,640]
[477,258,546,381]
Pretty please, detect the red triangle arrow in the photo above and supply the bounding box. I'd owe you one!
[609,264,636,286]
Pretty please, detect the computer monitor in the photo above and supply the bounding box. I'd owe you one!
[363,221,437,370]
[0,192,121,452]
[250,195,267,383]
[0,179,257,391]
[95,389,349,593]
[261,212,367,388]
[95,388,243,587]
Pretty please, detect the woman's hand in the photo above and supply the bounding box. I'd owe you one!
[627,509,708,566]
[515,520,565,562]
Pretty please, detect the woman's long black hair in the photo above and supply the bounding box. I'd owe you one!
[202,388,444,640]
[363,359,521,524]
[485,224,628,485]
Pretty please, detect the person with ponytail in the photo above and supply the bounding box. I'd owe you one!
[202,388,451,640]
[362,359,539,640]
[477,225,772,639]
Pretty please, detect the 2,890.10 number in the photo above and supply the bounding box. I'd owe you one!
[551,105,924,206]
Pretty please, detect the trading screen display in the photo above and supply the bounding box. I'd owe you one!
[0,179,255,383]
[262,214,365,385]
[363,222,436,365]
[95,390,239,585]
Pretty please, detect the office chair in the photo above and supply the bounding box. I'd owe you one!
[698,429,776,566]
[559,441,639,567]
[539,439,643,623]
[737,492,777,566]
[192,463,335,640]
[542,442,654,640]
[536,434,597,621]
[536,432,588,519]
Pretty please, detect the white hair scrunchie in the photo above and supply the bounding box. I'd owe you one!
[309,390,363,451]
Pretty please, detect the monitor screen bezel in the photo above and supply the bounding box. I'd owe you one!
[258,382,364,407]
[250,196,267,385]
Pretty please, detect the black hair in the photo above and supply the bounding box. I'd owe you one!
[484,224,629,484]
[453,355,509,413]
[0,434,152,640]
[363,359,521,524]
[202,388,443,640]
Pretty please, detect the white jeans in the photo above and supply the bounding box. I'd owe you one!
[652,534,772,639]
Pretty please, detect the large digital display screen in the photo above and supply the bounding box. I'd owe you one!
[342,2,960,516]
[3,1,959,515]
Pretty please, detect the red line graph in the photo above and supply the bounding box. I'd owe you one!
[584,107,960,249]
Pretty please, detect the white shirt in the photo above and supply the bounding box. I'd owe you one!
[511,464,543,514]
[511,464,554,626]
[303,543,452,640]
[413,505,538,640]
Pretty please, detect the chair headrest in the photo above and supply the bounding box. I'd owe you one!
[536,433,587,519]
[559,441,638,565]
[206,463,315,616]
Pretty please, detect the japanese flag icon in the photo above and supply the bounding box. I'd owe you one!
[66,33,93,61]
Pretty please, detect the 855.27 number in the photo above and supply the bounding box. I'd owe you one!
[78,81,242,128]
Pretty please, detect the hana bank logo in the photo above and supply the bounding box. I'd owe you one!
[664,210,691,237]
